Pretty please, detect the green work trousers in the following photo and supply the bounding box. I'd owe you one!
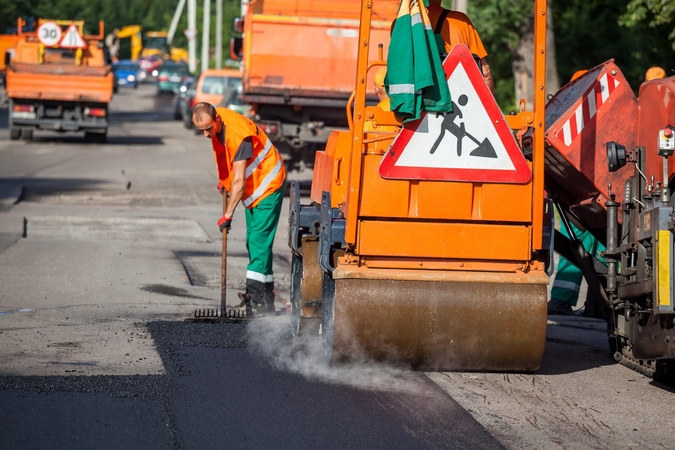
[551,220,606,306]
[244,182,285,283]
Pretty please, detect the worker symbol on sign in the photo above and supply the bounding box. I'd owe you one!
[379,44,531,183]
[429,94,497,159]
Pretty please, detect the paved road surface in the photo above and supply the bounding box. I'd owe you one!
[0,85,674,449]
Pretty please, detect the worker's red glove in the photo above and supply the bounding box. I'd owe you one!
[216,181,226,195]
[218,215,232,233]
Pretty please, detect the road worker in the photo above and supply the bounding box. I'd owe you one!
[548,69,606,316]
[192,102,286,317]
[427,0,494,92]
[373,67,391,111]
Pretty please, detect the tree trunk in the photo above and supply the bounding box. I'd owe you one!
[452,0,468,14]
[512,0,560,109]
[545,0,560,95]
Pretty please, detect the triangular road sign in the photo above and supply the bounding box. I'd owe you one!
[379,44,531,184]
[60,24,87,49]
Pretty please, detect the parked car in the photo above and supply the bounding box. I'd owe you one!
[220,84,245,115]
[112,60,141,89]
[181,81,198,129]
[138,55,162,82]
[157,62,191,95]
[172,76,195,120]
[193,68,242,107]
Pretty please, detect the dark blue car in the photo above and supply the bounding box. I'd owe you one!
[113,60,141,89]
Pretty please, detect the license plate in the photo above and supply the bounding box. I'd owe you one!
[169,75,181,82]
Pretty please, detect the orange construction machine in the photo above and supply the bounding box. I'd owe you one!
[289,0,675,379]
[231,0,398,164]
[288,0,550,371]
[6,19,113,142]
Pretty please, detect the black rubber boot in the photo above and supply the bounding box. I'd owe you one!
[239,278,266,317]
[264,281,276,314]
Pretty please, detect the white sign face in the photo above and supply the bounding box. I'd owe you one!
[379,44,531,184]
[37,22,62,47]
[60,24,87,49]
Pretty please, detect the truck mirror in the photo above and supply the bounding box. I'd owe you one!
[4,52,10,66]
[230,37,243,61]
[232,17,244,34]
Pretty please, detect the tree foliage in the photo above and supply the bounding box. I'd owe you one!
[467,0,673,108]
[619,0,675,47]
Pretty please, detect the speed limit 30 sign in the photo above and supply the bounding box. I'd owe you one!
[37,21,62,47]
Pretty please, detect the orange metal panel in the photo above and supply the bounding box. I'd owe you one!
[355,256,536,273]
[357,220,531,261]
[245,15,393,96]
[310,130,351,206]
[7,69,113,103]
[334,263,548,284]
[257,0,399,19]
[359,156,533,222]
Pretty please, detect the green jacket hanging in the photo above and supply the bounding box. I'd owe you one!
[386,0,452,122]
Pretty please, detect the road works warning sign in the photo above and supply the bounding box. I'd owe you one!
[379,44,531,183]
[60,24,87,49]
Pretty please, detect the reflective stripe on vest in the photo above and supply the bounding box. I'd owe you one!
[245,138,272,179]
[242,155,283,208]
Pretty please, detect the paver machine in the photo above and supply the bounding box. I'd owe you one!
[541,61,675,378]
[288,0,552,371]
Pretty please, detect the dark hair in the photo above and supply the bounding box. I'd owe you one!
[191,102,217,122]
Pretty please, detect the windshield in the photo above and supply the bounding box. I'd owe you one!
[201,76,242,95]
[161,64,190,76]
[144,37,169,53]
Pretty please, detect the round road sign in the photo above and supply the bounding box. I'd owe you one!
[37,21,62,47]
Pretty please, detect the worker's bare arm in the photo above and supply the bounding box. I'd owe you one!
[225,160,247,217]
[481,58,494,93]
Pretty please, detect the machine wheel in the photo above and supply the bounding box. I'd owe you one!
[84,131,107,144]
[21,129,33,141]
[324,274,548,371]
[9,126,20,140]
[8,101,20,140]
[291,239,323,337]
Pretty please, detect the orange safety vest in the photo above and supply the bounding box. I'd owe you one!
[211,107,286,209]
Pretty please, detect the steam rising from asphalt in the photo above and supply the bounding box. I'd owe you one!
[247,316,434,396]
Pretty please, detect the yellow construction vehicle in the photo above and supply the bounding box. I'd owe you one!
[106,25,143,61]
[108,27,187,63]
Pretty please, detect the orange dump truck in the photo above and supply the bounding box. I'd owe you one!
[5,19,113,142]
[232,0,398,163]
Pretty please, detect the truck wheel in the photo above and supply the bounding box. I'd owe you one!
[21,129,33,141]
[10,127,20,140]
[85,132,107,144]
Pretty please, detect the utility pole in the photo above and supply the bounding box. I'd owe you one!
[188,0,197,73]
[201,0,211,72]
[215,0,222,68]
[167,0,187,45]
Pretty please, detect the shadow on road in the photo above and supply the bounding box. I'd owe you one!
[26,135,164,146]
[0,177,104,202]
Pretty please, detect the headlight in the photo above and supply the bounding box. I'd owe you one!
[152,70,158,76]
[127,75,135,81]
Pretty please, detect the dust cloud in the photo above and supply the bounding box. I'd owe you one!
[246,316,435,396]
